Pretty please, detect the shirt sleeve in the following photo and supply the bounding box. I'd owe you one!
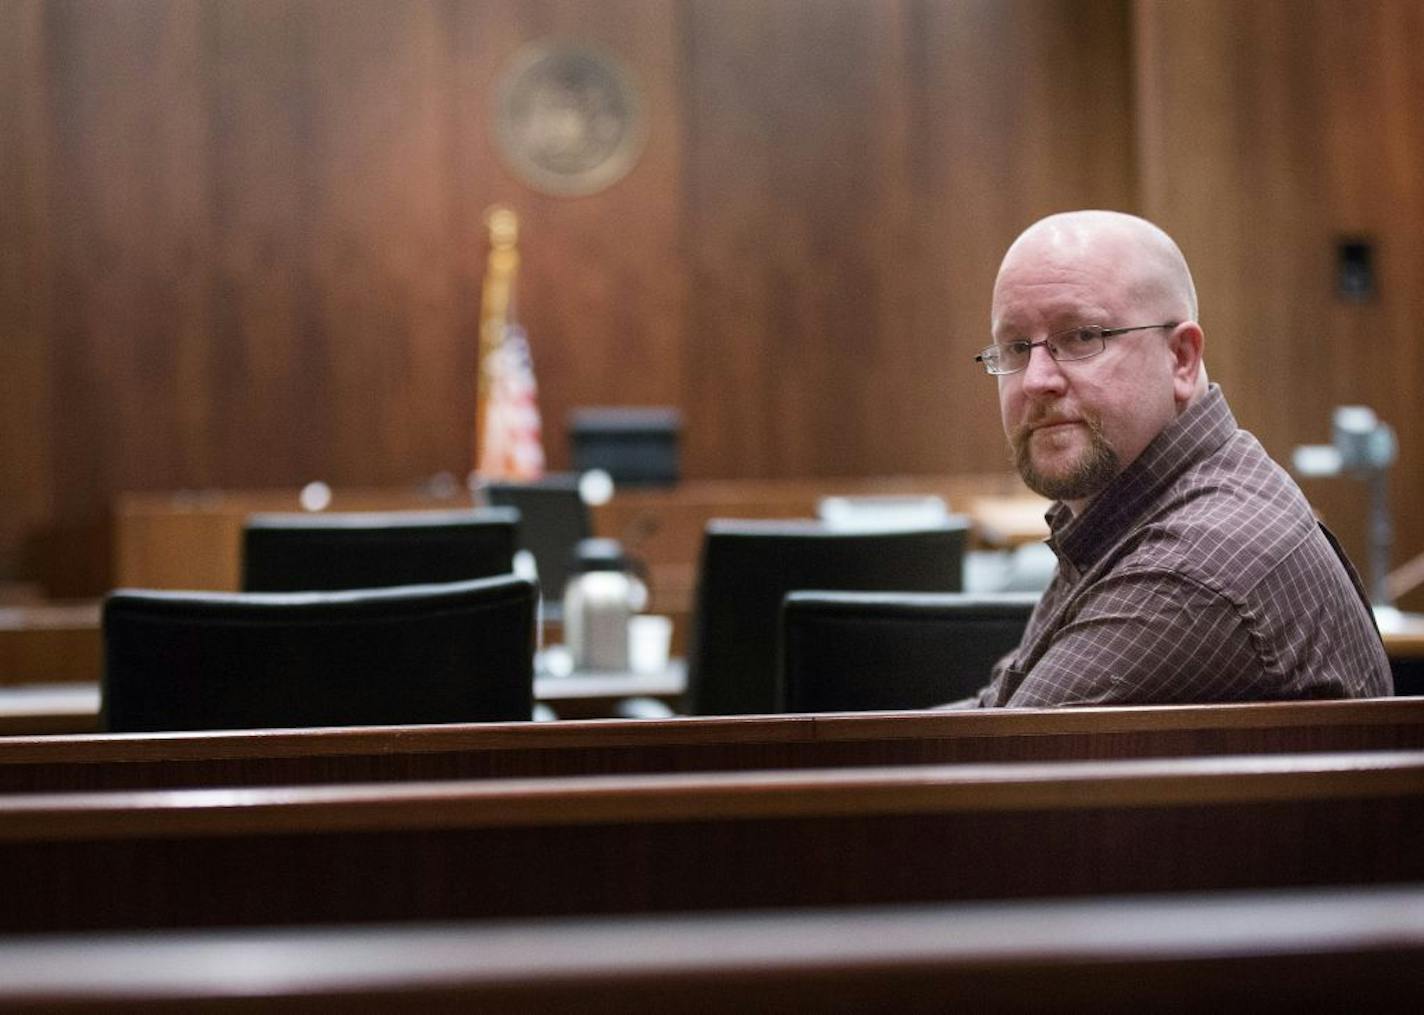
[1002,569,1262,707]
[930,647,1016,708]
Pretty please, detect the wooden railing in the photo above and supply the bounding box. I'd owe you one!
[3,750,1422,932]
[0,884,1420,1010]
[0,698,1419,792]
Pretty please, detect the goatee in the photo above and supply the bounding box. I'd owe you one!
[1011,412,1120,502]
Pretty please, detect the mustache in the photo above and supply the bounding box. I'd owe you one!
[1009,406,1105,448]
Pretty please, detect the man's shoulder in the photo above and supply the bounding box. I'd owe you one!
[1114,431,1320,594]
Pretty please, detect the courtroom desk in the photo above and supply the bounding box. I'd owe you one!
[0,667,685,738]
[1,697,1422,791]
[535,664,686,719]
[588,474,1031,621]
[114,487,475,592]
[1,750,1421,932]
[0,684,96,737]
[11,600,1424,693]
[1379,611,1424,697]
[1380,611,1424,657]
[0,602,101,685]
[964,494,1052,548]
[1,885,1421,1011]
[113,475,1029,623]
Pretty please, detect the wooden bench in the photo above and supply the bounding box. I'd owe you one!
[2,750,1422,932]
[0,697,1420,793]
[1,884,1420,1010]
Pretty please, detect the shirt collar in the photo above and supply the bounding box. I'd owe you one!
[1046,384,1238,569]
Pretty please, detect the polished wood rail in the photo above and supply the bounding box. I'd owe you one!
[0,885,1421,1011]
[1,751,1421,932]
[0,697,1420,793]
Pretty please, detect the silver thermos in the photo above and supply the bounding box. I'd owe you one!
[563,538,648,672]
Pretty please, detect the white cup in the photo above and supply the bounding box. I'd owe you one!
[628,615,673,674]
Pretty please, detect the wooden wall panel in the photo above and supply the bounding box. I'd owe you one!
[447,0,687,477]
[5,0,1423,602]
[1135,0,1424,607]
[205,0,326,486]
[0,0,53,579]
[2,0,685,591]
[44,0,216,511]
[682,0,1136,478]
[301,0,466,486]
[891,0,1138,476]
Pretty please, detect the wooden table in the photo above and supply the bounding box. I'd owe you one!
[964,495,1051,548]
[112,476,1033,638]
[0,665,686,736]
[0,602,102,685]
[0,684,97,736]
[1379,610,1424,656]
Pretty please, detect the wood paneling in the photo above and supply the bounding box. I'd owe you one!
[681,0,1136,477]
[448,0,687,482]
[3,0,1421,599]
[206,1,328,485]
[45,0,215,509]
[1,0,686,592]
[1135,0,1424,608]
[0,0,53,578]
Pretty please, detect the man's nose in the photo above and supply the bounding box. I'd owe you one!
[1020,342,1067,395]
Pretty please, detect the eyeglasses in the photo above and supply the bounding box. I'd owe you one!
[974,323,1178,376]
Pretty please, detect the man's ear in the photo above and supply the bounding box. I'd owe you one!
[1168,323,1204,403]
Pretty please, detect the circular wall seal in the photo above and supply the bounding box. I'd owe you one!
[493,40,647,197]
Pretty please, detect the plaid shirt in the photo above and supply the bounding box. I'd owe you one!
[976,385,1392,707]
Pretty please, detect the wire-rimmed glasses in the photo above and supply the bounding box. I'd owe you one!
[974,323,1178,376]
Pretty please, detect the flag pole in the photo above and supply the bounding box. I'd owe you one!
[476,205,520,474]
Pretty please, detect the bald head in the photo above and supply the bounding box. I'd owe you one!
[995,210,1198,327]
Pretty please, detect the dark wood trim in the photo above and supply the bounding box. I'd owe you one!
[1,697,1422,792]
[1,751,1421,932]
[1,885,1422,1010]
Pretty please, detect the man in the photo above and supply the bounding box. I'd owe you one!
[955,210,1390,707]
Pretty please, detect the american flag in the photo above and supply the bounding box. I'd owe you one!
[477,324,546,481]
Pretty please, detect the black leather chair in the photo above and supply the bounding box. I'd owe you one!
[241,508,518,592]
[102,575,537,732]
[780,590,1039,712]
[686,520,970,716]
[482,475,592,615]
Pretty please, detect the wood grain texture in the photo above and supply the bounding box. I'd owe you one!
[1,0,685,590]
[1,697,1421,793]
[1135,0,1424,608]
[448,0,688,481]
[681,0,1136,478]
[0,0,54,579]
[1,888,1422,1011]
[3,0,1421,603]
[0,752,1421,931]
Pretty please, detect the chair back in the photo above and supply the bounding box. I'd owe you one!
[241,508,517,592]
[687,520,969,715]
[781,590,1038,712]
[568,406,681,486]
[102,575,537,732]
[483,475,592,613]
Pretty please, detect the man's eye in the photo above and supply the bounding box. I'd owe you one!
[1007,341,1033,356]
[1063,329,1098,347]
